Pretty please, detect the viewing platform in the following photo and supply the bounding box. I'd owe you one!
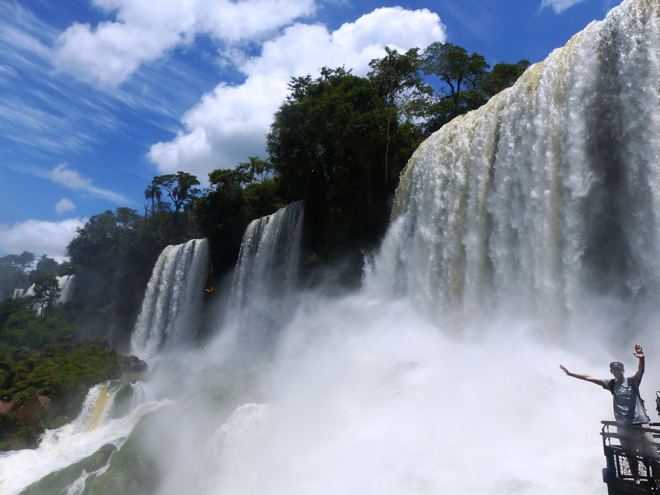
[602,422,660,494]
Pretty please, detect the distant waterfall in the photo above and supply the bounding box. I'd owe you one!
[16,275,76,315]
[229,201,304,355]
[131,239,209,359]
[369,0,660,319]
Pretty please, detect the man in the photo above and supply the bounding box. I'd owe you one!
[560,345,659,485]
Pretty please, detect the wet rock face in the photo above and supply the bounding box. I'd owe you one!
[16,395,51,426]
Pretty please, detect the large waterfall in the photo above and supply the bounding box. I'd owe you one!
[369,0,660,323]
[131,239,209,360]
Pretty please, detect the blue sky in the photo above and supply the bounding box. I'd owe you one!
[0,0,620,260]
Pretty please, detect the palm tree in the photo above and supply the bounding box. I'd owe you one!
[144,184,162,223]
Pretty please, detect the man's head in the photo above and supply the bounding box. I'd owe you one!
[610,361,625,381]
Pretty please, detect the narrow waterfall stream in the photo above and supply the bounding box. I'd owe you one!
[131,239,209,360]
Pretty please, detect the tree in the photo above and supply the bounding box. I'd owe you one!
[267,67,416,260]
[416,42,530,133]
[0,252,33,301]
[368,47,432,181]
[238,157,275,184]
[481,60,531,97]
[32,272,61,316]
[152,172,200,216]
[144,184,162,223]
[418,42,490,133]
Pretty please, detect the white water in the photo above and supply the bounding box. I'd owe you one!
[224,201,304,357]
[367,0,660,323]
[131,239,209,359]
[0,381,165,495]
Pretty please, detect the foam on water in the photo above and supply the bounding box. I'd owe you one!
[0,382,166,495]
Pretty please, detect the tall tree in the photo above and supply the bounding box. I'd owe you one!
[152,172,200,215]
[144,184,162,223]
[32,272,61,316]
[419,42,490,133]
[268,67,416,260]
[368,47,431,182]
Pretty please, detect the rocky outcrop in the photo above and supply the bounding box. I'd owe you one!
[16,395,51,426]
[0,400,14,415]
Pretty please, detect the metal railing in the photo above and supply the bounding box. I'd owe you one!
[601,421,660,493]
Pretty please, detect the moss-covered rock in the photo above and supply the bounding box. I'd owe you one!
[84,416,160,495]
[111,383,133,418]
[18,443,116,495]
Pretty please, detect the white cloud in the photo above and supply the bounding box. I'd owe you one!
[53,0,316,85]
[149,7,446,180]
[50,163,130,204]
[0,218,87,261]
[55,198,76,215]
[540,0,587,13]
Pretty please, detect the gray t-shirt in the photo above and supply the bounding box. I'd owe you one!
[600,376,650,425]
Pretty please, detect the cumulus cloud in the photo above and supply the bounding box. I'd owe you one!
[50,163,130,204]
[149,7,446,180]
[540,0,587,13]
[0,218,87,261]
[53,0,316,85]
[55,198,76,215]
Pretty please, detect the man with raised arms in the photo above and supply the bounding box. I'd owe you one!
[560,345,660,485]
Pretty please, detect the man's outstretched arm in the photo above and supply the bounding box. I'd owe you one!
[634,344,645,382]
[559,365,602,385]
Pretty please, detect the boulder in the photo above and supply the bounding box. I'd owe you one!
[16,395,51,426]
[0,400,14,415]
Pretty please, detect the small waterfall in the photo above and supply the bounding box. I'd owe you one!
[58,275,75,303]
[131,239,209,360]
[228,201,304,356]
[11,288,24,299]
[368,0,660,320]
[0,381,164,495]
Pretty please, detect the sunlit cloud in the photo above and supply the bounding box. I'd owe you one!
[10,163,132,205]
[50,163,131,204]
[149,7,446,181]
[0,218,87,261]
[55,198,76,215]
[540,0,588,13]
[53,0,316,86]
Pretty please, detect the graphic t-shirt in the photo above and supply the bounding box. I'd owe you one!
[599,376,650,425]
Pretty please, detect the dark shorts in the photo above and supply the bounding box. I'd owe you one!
[618,424,660,460]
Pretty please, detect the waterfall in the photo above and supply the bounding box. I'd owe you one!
[0,381,164,495]
[58,275,75,303]
[131,239,209,360]
[368,0,660,320]
[228,201,304,356]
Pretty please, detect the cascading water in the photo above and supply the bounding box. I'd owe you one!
[367,0,660,323]
[226,201,304,357]
[131,239,209,360]
[0,381,164,495]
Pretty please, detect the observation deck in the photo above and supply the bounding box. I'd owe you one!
[602,422,660,494]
